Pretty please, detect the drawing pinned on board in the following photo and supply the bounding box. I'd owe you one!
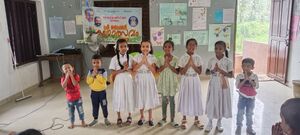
[151,27,164,46]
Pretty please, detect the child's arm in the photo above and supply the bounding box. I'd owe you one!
[219,70,233,78]
[180,58,191,75]
[168,64,179,74]
[132,60,143,72]
[214,63,234,78]
[96,75,107,84]
[157,58,167,73]
[86,71,95,85]
[190,57,202,74]
[61,73,70,88]
[191,64,202,74]
[236,74,249,89]
[145,62,157,74]
[249,74,259,89]
[69,73,79,86]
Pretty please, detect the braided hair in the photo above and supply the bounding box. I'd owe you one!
[115,38,129,69]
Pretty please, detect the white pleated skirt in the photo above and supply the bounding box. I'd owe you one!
[205,76,232,119]
[178,75,203,116]
[112,72,135,113]
[134,72,160,110]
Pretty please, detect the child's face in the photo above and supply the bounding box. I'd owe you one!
[163,43,173,54]
[118,42,128,55]
[62,64,73,74]
[242,63,254,73]
[186,41,197,54]
[215,44,225,57]
[92,59,101,69]
[141,42,151,55]
[280,113,292,135]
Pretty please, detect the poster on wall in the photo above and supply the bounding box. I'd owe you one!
[49,17,64,39]
[208,24,231,52]
[64,20,76,35]
[151,27,164,46]
[167,34,181,45]
[188,0,211,7]
[223,9,235,23]
[82,7,142,44]
[192,8,207,30]
[184,31,208,45]
[214,9,223,23]
[159,3,187,26]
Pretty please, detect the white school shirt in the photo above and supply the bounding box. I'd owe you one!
[133,54,157,71]
[178,53,203,75]
[207,56,233,75]
[109,53,133,70]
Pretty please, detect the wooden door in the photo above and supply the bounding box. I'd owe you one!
[268,0,293,83]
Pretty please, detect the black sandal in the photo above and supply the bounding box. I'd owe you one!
[117,118,122,126]
[126,116,132,125]
[149,120,154,126]
[138,119,144,126]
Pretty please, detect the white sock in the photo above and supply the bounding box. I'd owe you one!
[217,118,222,127]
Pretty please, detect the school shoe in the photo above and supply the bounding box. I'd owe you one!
[216,119,223,132]
[204,120,213,132]
[235,126,242,135]
[247,127,256,135]
[138,119,145,126]
[148,120,154,126]
[88,119,98,127]
[104,118,111,126]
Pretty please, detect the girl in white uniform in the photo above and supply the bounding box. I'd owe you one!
[178,38,204,129]
[132,40,160,126]
[109,39,135,126]
[204,41,233,132]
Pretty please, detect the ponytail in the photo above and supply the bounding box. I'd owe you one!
[225,49,228,58]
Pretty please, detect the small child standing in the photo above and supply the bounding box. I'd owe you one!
[109,39,135,126]
[204,41,233,132]
[235,58,259,135]
[61,63,86,129]
[177,38,204,129]
[156,40,179,128]
[86,54,111,127]
[132,40,160,126]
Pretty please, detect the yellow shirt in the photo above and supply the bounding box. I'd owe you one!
[86,68,107,91]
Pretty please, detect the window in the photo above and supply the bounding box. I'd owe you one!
[5,0,41,66]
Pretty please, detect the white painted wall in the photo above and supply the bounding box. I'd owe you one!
[287,2,300,86]
[0,0,50,101]
[288,37,300,86]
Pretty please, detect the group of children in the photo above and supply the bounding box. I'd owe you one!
[60,38,259,135]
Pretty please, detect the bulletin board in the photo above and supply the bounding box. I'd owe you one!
[149,0,237,68]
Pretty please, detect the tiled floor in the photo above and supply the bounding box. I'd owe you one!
[0,78,293,135]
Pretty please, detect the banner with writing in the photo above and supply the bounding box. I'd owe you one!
[83,7,142,44]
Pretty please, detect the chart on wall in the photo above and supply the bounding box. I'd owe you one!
[82,7,142,44]
[208,24,231,52]
[159,3,187,26]
[184,31,208,45]
[167,34,181,45]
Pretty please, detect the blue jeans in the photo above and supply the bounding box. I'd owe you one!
[236,95,255,128]
[68,98,84,124]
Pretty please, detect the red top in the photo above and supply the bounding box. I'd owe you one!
[60,74,81,102]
